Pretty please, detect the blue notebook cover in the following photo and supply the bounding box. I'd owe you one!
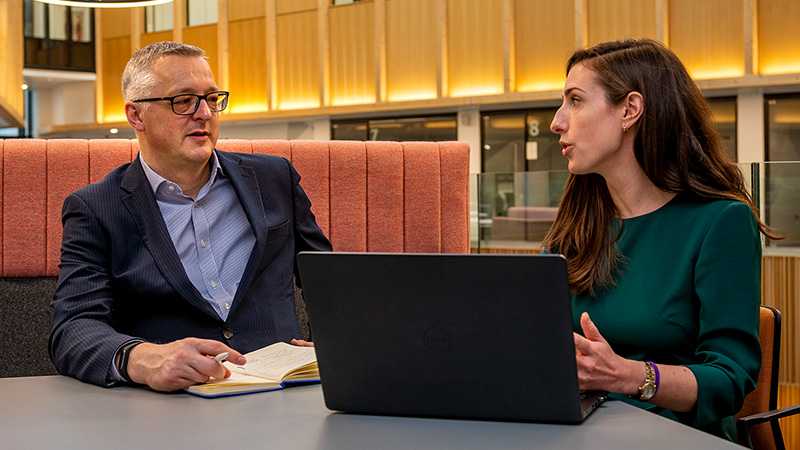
[185,378,320,399]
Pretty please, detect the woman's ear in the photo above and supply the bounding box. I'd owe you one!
[125,103,145,132]
[622,91,644,130]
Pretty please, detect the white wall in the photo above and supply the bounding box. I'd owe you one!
[35,81,95,135]
[737,90,766,163]
[457,107,481,174]
[187,0,217,26]
[219,119,328,140]
[145,4,173,32]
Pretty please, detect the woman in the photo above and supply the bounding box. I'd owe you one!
[543,39,777,441]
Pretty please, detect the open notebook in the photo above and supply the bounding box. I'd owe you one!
[186,342,319,398]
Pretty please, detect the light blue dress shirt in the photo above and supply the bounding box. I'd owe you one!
[139,152,256,321]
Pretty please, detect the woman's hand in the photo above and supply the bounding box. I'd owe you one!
[574,312,642,394]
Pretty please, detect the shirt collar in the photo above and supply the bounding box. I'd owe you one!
[139,150,225,196]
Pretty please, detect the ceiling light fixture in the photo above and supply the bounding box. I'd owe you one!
[34,0,172,8]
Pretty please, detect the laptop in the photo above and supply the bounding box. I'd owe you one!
[297,252,606,423]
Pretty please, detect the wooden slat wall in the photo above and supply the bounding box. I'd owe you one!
[229,0,266,21]
[276,0,316,15]
[587,0,657,45]
[0,0,23,127]
[141,31,173,49]
[762,255,799,450]
[758,0,800,75]
[514,0,574,92]
[446,0,504,97]
[101,37,131,122]
[779,384,800,450]
[761,256,798,382]
[385,0,438,102]
[330,2,375,106]
[101,8,132,39]
[276,10,320,109]
[76,0,800,126]
[99,9,133,122]
[183,24,219,79]
[228,18,268,113]
[669,0,744,79]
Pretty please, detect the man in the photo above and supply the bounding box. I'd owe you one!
[49,41,331,391]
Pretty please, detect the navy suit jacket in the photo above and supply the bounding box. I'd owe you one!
[49,151,331,387]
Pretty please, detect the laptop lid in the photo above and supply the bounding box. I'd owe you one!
[298,252,599,423]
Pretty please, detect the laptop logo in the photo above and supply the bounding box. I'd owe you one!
[422,324,452,351]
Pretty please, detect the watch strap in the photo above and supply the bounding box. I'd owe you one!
[116,340,144,383]
[637,361,659,401]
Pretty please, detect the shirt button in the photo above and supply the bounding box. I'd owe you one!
[200,239,208,248]
[222,328,234,339]
[210,280,219,288]
[224,303,231,310]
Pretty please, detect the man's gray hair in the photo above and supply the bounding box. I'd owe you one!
[122,41,206,102]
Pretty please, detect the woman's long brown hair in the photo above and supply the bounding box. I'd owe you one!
[542,39,778,296]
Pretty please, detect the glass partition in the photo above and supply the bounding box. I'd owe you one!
[23,0,95,71]
[473,171,567,253]
[187,0,218,26]
[145,4,174,32]
[707,97,737,161]
[331,115,457,141]
[762,162,800,249]
[470,162,800,253]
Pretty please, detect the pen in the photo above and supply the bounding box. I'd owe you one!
[213,352,229,363]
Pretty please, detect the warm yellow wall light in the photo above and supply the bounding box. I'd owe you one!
[689,67,744,80]
[278,100,320,110]
[34,0,172,8]
[424,120,457,129]
[229,103,269,114]
[103,113,127,123]
[772,112,800,124]
[761,62,800,76]
[488,117,525,129]
[387,91,438,102]
[516,81,564,92]
[331,96,375,107]
[449,86,503,98]
[711,112,736,124]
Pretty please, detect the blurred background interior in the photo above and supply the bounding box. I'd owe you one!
[0,0,798,446]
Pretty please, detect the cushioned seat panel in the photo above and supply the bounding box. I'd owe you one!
[0,279,58,377]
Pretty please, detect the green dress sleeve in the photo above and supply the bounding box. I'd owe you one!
[681,201,761,430]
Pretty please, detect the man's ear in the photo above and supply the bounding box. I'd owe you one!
[125,102,145,132]
[622,91,644,129]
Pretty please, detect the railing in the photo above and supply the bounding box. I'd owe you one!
[24,38,94,72]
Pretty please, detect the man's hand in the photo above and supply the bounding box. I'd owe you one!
[127,338,246,392]
[290,339,314,347]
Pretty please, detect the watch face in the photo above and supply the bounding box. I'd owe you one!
[642,383,656,400]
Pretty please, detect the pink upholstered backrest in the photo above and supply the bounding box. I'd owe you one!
[0,138,469,277]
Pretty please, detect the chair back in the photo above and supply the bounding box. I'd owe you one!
[0,138,470,377]
[737,305,783,450]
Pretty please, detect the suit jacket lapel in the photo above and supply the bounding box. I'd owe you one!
[217,152,269,317]
[120,158,220,320]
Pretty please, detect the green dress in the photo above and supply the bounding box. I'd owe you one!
[571,194,761,441]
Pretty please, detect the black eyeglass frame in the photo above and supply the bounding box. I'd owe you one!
[132,90,230,115]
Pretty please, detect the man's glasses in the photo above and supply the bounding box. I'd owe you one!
[132,91,230,115]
